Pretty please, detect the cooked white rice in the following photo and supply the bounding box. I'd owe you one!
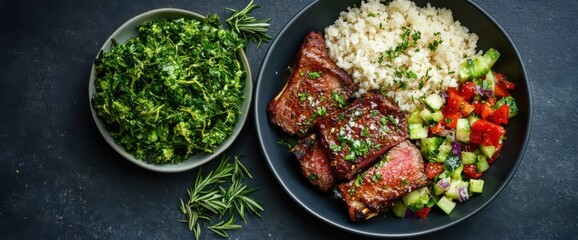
[325,0,479,112]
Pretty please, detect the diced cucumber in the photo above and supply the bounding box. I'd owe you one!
[431,140,451,163]
[457,48,500,80]
[433,182,446,196]
[434,177,451,196]
[494,96,519,118]
[425,94,445,111]
[409,124,428,140]
[392,200,407,218]
[438,140,452,155]
[482,76,495,92]
[476,155,490,172]
[419,108,443,124]
[457,59,473,82]
[430,111,443,123]
[402,187,430,211]
[479,145,497,158]
[408,110,424,124]
[451,164,464,180]
[455,118,471,143]
[484,48,501,67]
[469,179,484,193]
[445,180,469,200]
[468,114,480,125]
[437,196,456,215]
[444,155,461,172]
[483,70,496,92]
[421,137,444,162]
[419,108,433,123]
[461,151,477,165]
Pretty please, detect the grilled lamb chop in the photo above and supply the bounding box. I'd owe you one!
[337,140,429,222]
[292,134,335,192]
[267,32,356,137]
[317,92,408,180]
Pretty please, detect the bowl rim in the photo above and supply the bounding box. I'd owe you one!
[254,0,532,237]
[89,8,253,173]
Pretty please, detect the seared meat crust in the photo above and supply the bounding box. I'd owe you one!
[292,134,336,192]
[337,140,429,222]
[317,92,408,180]
[267,32,356,137]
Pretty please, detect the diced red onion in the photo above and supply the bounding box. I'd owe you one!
[474,85,493,97]
[474,85,485,96]
[451,142,462,156]
[437,179,450,190]
[441,91,449,101]
[439,129,455,141]
[404,208,416,218]
[458,186,470,202]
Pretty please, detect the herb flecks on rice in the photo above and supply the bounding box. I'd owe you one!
[325,0,479,112]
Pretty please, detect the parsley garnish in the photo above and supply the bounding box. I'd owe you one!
[92,16,246,164]
[308,71,322,79]
[308,173,319,180]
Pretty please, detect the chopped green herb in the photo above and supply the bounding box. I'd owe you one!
[401,178,409,186]
[370,110,379,118]
[308,71,322,79]
[354,173,364,187]
[371,173,383,183]
[331,91,347,107]
[308,173,319,180]
[298,92,308,102]
[329,143,342,152]
[345,152,357,162]
[92,16,246,164]
[381,26,422,62]
[277,137,298,150]
[362,128,370,138]
[315,106,327,116]
[428,39,443,51]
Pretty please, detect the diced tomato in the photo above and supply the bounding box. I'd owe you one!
[460,81,476,101]
[494,83,510,98]
[416,207,431,219]
[470,119,506,147]
[491,104,509,125]
[473,101,495,119]
[429,122,445,135]
[462,142,478,152]
[442,111,460,129]
[463,164,483,179]
[425,162,445,180]
[446,89,463,114]
[486,97,498,106]
[459,101,475,116]
[447,87,460,96]
[494,72,515,89]
[488,143,504,164]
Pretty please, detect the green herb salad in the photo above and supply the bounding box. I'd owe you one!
[92,15,247,165]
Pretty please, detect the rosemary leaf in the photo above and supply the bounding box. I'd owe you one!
[226,0,272,49]
[180,155,264,239]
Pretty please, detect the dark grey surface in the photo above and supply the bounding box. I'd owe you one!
[0,0,576,239]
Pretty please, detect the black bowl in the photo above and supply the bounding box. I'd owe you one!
[254,0,531,237]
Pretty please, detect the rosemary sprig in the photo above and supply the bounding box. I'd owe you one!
[180,155,263,239]
[226,0,272,49]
